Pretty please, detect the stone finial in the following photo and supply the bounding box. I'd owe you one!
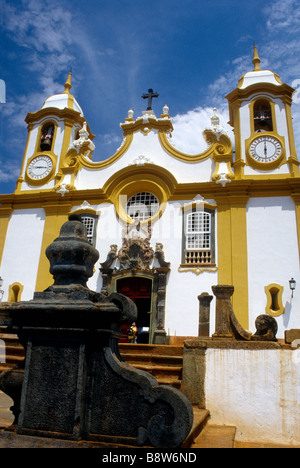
[45,214,99,288]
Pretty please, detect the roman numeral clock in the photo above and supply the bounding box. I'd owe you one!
[248,134,284,169]
[25,154,55,185]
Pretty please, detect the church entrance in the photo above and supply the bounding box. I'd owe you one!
[117,277,152,343]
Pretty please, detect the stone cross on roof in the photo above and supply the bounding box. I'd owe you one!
[141,88,159,111]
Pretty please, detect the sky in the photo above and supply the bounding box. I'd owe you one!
[0,0,300,194]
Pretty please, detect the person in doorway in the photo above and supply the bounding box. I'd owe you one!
[128,322,138,343]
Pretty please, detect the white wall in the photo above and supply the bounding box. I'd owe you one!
[205,347,300,445]
[247,197,300,337]
[0,209,45,301]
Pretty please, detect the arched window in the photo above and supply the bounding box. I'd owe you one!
[126,192,160,221]
[253,100,273,132]
[40,123,54,151]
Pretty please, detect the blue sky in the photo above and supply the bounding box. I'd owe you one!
[0,0,300,194]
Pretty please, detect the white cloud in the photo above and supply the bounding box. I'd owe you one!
[171,105,233,155]
[264,0,300,33]
[3,0,74,95]
[0,158,21,182]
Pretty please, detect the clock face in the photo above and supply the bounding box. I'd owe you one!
[249,136,282,164]
[27,155,53,180]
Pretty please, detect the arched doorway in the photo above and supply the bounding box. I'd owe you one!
[117,277,152,343]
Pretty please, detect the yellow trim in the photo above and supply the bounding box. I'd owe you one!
[70,207,98,216]
[2,176,300,207]
[215,195,249,329]
[216,198,232,285]
[230,196,249,329]
[103,164,177,225]
[35,203,72,292]
[8,282,24,302]
[54,119,77,189]
[16,123,33,192]
[226,82,294,105]
[120,116,173,135]
[158,129,233,163]
[291,193,300,264]
[264,283,284,317]
[0,205,13,266]
[25,107,87,129]
[178,266,218,275]
[284,99,299,176]
[211,154,235,182]
[231,102,244,179]
[76,134,133,170]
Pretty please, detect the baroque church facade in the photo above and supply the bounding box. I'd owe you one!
[0,47,299,343]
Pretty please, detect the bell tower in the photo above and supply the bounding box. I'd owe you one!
[226,46,299,178]
[16,73,94,193]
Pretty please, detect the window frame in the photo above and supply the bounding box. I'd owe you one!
[181,206,216,267]
[126,191,160,222]
[80,213,98,246]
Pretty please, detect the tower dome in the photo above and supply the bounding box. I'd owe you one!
[237,45,282,89]
[41,72,84,116]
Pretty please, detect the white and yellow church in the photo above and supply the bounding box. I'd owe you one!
[0,47,299,344]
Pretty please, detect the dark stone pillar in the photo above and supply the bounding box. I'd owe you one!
[211,285,252,341]
[198,292,213,337]
[212,285,235,339]
[153,269,168,344]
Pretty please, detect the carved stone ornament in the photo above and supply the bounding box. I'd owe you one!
[100,222,171,274]
[69,121,95,157]
[118,238,154,272]
[118,221,154,272]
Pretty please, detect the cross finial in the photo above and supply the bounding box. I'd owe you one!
[141,88,159,111]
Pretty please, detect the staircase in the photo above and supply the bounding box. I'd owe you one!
[119,343,183,388]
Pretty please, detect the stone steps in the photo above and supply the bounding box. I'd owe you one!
[119,343,183,388]
[0,332,25,373]
[191,424,237,448]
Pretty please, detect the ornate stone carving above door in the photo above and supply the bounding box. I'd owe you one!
[99,223,170,344]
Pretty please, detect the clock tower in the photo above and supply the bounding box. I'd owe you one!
[16,73,94,193]
[226,46,299,178]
